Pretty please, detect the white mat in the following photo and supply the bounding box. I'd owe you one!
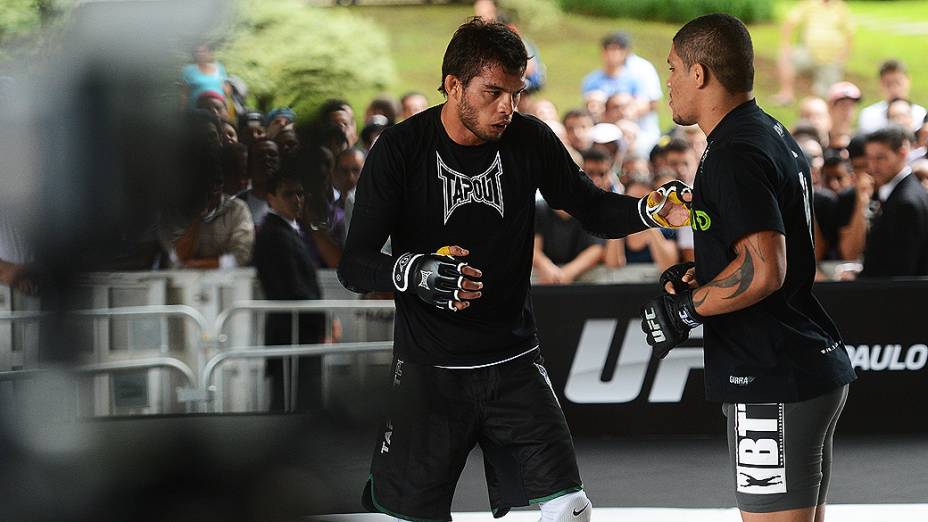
[308,504,928,521]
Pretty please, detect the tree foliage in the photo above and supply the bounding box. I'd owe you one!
[559,0,774,24]
[218,0,395,120]
[0,0,71,62]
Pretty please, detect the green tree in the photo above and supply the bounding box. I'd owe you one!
[559,0,773,24]
[0,0,72,63]
[219,0,395,120]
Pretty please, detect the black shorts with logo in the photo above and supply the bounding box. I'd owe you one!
[723,384,849,513]
[362,351,583,521]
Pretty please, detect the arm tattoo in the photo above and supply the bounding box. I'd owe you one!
[723,248,755,300]
[693,243,757,307]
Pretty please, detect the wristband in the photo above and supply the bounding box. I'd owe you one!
[392,252,423,292]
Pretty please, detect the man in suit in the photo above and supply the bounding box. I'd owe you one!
[253,172,326,411]
[861,125,928,277]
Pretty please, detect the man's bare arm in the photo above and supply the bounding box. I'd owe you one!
[691,230,786,317]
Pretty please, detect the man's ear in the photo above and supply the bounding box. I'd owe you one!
[693,63,708,89]
[444,75,462,100]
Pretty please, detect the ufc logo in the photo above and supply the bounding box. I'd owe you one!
[564,319,703,404]
[643,307,665,342]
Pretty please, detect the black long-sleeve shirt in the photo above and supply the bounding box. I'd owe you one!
[338,106,645,366]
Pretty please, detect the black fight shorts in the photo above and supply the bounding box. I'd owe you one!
[723,384,849,513]
[362,352,583,521]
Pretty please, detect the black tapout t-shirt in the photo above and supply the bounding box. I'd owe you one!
[691,100,856,403]
[342,106,646,367]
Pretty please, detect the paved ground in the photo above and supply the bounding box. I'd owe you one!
[0,412,924,520]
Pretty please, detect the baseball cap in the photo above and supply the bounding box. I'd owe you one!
[828,82,862,104]
[266,107,297,124]
[590,123,623,144]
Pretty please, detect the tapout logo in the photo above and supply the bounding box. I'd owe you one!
[564,319,704,404]
[437,151,504,224]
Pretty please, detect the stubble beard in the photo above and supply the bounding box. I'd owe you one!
[459,93,500,143]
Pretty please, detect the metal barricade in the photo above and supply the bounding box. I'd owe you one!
[0,358,197,414]
[71,305,210,375]
[210,300,395,413]
[0,305,208,416]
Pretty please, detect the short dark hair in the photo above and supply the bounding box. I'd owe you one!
[846,134,867,159]
[879,59,907,78]
[649,141,666,163]
[360,122,386,149]
[318,98,352,121]
[822,149,848,169]
[601,31,631,49]
[792,120,823,145]
[562,108,592,125]
[582,147,611,163]
[866,125,911,151]
[186,108,222,139]
[673,14,754,93]
[663,137,691,155]
[239,110,265,130]
[366,96,398,126]
[266,171,302,196]
[247,137,277,173]
[438,17,527,96]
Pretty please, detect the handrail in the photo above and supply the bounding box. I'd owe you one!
[71,305,211,373]
[213,299,395,339]
[0,305,208,335]
[209,300,396,413]
[78,357,198,387]
[0,356,197,394]
[0,310,50,321]
[201,341,393,411]
[0,305,208,414]
[71,305,210,336]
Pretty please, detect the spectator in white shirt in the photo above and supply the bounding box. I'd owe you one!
[858,60,927,134]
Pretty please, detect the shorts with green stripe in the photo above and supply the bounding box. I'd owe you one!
[362,352,583,521]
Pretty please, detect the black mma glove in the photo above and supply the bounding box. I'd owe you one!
[640,290,703,359]
[637,179,693,228]
[392,251,474,311]
[659,261,696,294]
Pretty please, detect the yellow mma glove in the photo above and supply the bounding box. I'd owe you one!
[637,179,693,228]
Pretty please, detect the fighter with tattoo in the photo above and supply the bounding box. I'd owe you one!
[639,14,855,522]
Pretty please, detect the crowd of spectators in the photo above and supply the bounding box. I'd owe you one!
[2,10,928,303]
[528,42,928,283]
[520,1,919,285]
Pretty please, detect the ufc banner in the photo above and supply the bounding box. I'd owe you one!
[532,280,928,435]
